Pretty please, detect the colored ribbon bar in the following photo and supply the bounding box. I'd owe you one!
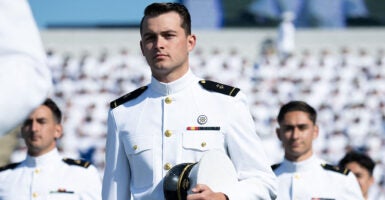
[186,126,220,131]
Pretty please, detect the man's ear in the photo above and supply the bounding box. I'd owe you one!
[276,128,282,141]
[140,41,144,56]
[313,125,319,139]
[54,124,63,139]
[187,34,196,52]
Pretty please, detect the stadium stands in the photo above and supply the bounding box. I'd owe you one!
[6,28,385,192]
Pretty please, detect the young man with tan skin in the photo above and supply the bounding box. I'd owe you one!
[102,2,277,200]
[339,151,385,200]
[0,99,101,200]
[273,100,364,200]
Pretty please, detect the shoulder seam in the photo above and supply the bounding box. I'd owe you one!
[0,162,21,172]
[110,86,148,109]
[62,158,91,168]
[271,163,281,171]
[321,163,350,175]
[198,80,240,97]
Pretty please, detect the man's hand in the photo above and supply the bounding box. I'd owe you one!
[187,184,229,200]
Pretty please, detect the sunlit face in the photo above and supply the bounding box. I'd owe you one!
[140,11,196,83]
[276,111,318,162]
[21,105,62,157]
[346,161,374,198]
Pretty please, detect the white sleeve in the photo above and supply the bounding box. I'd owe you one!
[102,110,131,200]
[225,91,278,199]
[0,0,52,135]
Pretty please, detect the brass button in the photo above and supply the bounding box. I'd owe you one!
[165,97,172,104]
[133,145,138,150]
[294,174,300,179]
[34,169,40,174]
[164,163,172,170]
[32,192,38,198]
[201,142,207,147]
[165,130,172,137]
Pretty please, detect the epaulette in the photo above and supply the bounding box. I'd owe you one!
[110,86,148,109]
[198,80,240,97]
[62,158,91,168]
[0,162,21,172]
[321,163,350,175]
[271,163,281,171]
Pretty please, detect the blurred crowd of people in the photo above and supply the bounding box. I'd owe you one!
[7,43,385,193]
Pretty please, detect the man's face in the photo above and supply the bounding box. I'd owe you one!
[276,111,318,161]
[21,105,62,157]
[346,161,374,198]
[140,11,196,82]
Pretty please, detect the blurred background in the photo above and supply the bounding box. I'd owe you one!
[1,0,385,195]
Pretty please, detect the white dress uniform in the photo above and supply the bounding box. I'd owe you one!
[0,0,52,135]
[273,155,364,200]
[0,149,102,200]
[102,70,277,200]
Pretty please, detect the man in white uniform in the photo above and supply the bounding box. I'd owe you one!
[0,0,52,136]
[0,99,101,200]
[273,100,364,199]
[102,2,277,200]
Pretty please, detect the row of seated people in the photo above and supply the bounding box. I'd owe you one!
[8,46,385,193]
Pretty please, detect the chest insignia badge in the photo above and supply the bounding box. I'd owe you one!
[197,115,207,125]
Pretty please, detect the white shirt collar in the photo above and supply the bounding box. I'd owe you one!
[25,148,61,167]
[149,70,198,96]
[282,154,320,172]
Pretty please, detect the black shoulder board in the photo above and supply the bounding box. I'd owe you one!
[0,162,21,172]
[62,158,91,168]
[271,163,281,170]
[321,163,350,175]
[110,86,148,109]
[199,80,240,97]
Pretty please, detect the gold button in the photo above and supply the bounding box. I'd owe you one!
[32,192,38,198]
[294,174,300,179]
[201,142,207,147]
[165,130,172,137]
[165,97,172,104]
[164,163,172,170]
[133,145,138,150]
[34,169,40,174]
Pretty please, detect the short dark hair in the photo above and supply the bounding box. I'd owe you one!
[140,2,191,35]
[277,101,317,124]
[43,98,62,124]
[338,151,375,176]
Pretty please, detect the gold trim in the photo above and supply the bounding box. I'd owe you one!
[177,163,194,200]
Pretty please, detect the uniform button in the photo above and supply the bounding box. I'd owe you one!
[165,130,172,137]
[294,174,300,179]
[133,145,138,150]
[164,163,172,170]
[34,169,40,174]
[165,97,172,104]
[201,142,207,147]
[32,192,38,198]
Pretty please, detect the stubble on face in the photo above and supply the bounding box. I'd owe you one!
[277,111,318,162]
[21,106,61,157]
[140,12,195,83]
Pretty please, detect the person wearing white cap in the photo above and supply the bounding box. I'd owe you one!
[102,2,277,200]
[273,100,364,200]
[0,0,52,136]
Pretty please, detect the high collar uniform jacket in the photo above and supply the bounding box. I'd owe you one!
[273,155,364,200]
[0,149,102,200]
[102,70,278,200]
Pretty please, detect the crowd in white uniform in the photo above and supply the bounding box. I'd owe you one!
[8,43,385,196]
